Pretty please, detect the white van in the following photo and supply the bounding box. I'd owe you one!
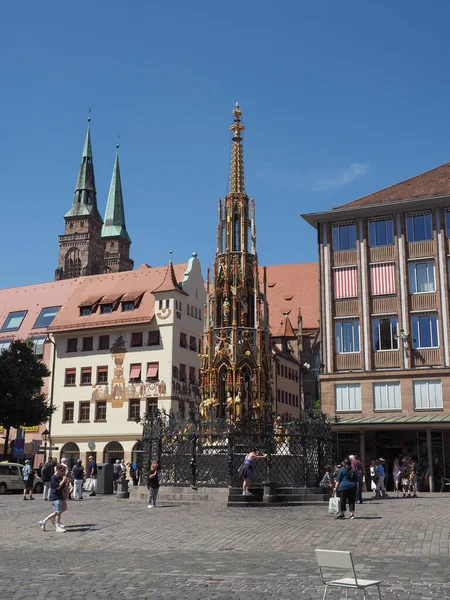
[0,462,43,494]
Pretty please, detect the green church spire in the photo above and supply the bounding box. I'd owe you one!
[102,146,131,243]
[65,118,103,221]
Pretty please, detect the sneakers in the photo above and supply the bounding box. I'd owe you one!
[56,525,66,533]
[58,523,66,528]
[29,497,35,500]
[243,491,253,496]
[147,505,154,508]
[23,497,28,501]
[39,520,46,531]
[89,492,96,497]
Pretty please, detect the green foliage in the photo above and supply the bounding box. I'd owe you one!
[0,339,54,429]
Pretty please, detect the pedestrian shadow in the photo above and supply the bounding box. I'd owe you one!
[64,523,96,527]
[63,525,99,531]
[354,516,382,520]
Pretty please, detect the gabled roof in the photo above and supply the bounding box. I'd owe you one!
[50,263,188,332]
[335,162,450,210]
[0,279,78,342]
[260,263,319,336]
[152,260,188,296]
[280,315,297,339]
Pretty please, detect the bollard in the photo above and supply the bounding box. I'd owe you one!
[263,480,277,503]
[115,478,130,499]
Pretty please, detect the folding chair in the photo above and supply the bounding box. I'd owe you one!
[315,549,382,599]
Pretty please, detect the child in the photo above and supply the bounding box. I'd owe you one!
[147,461,161,508]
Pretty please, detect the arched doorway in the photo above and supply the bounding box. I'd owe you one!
[60,442,80,469]
[131,441,144,484]
[104,441,124,464]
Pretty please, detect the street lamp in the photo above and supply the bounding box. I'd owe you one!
[44,333,56,451]
[42,428,49,463]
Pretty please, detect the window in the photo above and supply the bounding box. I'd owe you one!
[158,300,163,310]
[335,320,360,353]
[100,304,113,314]
[131,332,143,347]
[277,363,280,376]
[97,366,108,384]
[33,306,60,328]
[180,332,188,348]
[129,363,142,382]
[129,400,140,421]
[0,339,12,353]
[82,337,93,352]
[95,401,107,421]
[370,263,395,296]
[413,380,443,409]
[122,301,134,312]
[368,218,394,247]
[30,335,46,357]
[408,261,435,293]
[79,402,90,422]
[80,306,92,316]
[65,368,76,386]
[148,331,160,346]
[187,304,191,316]
[81,367,92,385]
[332,222,356,251]
[373,316,398,351]
[406,213,432,242]
[446,211,450,237]
[333,267,357,299]
[373,382,401,410]
[277,389,281,402]
[189,366,196,384]
[189,336,197,351]
[98,335,110,350]
[146,398,157,417]
[146,362,159,380]
[67,338,77,352]
[180,364,187,382]
[165,299,170,309]
[335,384,361,411]
[63,402,74,422]
[411,313,438,349]
[1,310,27,332]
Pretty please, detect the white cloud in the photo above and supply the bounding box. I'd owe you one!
[311,162,370,192]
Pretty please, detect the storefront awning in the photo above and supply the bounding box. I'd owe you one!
[333,414,450,426]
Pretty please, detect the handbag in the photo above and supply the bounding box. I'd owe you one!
[84,478,92,491]
[328,494,341,515]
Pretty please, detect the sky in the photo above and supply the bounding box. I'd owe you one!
[2,1,450,288]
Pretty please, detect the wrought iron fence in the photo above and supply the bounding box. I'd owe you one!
[138,409,333,488]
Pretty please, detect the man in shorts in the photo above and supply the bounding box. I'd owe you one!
[38,464,68,532]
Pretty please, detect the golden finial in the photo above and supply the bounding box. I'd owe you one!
[228,102,245,194]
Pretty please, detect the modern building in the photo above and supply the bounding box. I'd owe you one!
[303,162,450,490]
[55,119,133,280]
[48,256,205,466]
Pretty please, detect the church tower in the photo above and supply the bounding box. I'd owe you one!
[199,104,273,424]
[55,118,105,280]
[102,145,134,273]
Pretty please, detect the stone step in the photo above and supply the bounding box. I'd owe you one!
[227,501,329,508]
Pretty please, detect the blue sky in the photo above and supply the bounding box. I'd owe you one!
[2,1,450,288]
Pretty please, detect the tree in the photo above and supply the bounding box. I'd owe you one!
[0,339,54,459]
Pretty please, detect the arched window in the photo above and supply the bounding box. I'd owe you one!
[104,441,124,464]
[233,214,240,251]
[65,248,82,278]
[60,442,80,470]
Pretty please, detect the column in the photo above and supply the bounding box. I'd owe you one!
[426,428,434,492]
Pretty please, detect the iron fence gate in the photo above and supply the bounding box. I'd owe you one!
[139,410,333,488]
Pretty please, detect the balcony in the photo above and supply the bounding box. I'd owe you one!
[335,353,361,371]
[332,249,357,267]
[411,348,441,368]
[407,240,434,259]
[373,350,401,369]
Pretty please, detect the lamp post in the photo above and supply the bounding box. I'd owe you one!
[44,333,57,452]
[42,428,49,464]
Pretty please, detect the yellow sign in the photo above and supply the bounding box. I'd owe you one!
[22,426,39,433]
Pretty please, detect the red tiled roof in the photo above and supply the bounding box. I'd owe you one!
[0,279,78,341]
[335,162,450,210]
[50,263,188,332]
[152,260,188,295]
[260,263,319,336]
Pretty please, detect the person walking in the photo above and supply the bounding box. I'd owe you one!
[375,458,388,498]
[113,459,122,493]
[147,461,161,508]
[393,457,401,495]
[72,459,85,500]
[38,464,69,533]
[40,457,54,501]
[22,460,35,501]
[334,458,358,519]
[87,455,97,496]
[238,447,267,496]
[350,454,364,504]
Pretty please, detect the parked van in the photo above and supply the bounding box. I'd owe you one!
[0,462,43,494]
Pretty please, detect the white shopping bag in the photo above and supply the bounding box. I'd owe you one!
[371,479,377,492]
[84,478,92,492]
[328,495,341,515]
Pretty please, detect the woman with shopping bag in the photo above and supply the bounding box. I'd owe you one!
[334,458,358,520]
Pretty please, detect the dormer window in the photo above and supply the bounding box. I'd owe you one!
[122,301,134,312]
[100,304,113,314]
[80,306,92,316]
[79,296,102,316]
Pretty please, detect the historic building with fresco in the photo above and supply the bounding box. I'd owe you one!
[303,161,450,490]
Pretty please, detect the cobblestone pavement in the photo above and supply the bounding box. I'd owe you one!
[2,492,450,599]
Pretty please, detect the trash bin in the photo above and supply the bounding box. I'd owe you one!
[96,463,114,495]
[116,479,130,499]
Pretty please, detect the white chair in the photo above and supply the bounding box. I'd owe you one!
[315,549,382,599]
